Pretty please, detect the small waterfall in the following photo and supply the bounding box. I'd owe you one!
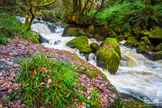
[16,17,162,105]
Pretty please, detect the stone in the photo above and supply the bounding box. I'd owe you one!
[124,37,139,48]
[96,38,121,74]
[54,40,62,45]
[155,43,162,51]
[147,51,162,61]
[67,36,92,54]
[148,28,162,45]
[90,43,98,53]
[141,36,151,45]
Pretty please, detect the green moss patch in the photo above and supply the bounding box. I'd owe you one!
[67,36,92,54]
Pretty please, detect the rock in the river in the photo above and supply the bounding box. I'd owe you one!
[155,43,162,51]
[67,36,92,54]
[96,38,121,74]
[54,40,62,45]
[124,37,139,48]
[147,51,162,61]
[148,28,162,45]
[90,43,98,53]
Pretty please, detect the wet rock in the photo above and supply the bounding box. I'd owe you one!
[54,40,62,45]
[147,51,162,61]
[148,28,162,45]
[96,38,121,74]
[90,43,98,53]
[67,36,92,54]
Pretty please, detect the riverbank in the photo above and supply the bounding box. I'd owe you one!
[0,36,154,108]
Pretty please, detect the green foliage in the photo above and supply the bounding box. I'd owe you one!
[0,38,9,45]
[0,13,40,43]
[4,96,11,102]
[16,53,80,107]
[89,0,162,31]
[77,89,102,107]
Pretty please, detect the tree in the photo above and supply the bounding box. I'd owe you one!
[62,0,105,26]
[24,0,57,31]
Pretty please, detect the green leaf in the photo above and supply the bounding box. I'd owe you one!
[15,95,20,99]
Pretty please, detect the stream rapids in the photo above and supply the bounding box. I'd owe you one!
[17,17,162,106]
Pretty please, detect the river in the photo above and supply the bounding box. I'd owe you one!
[17,17,162,106]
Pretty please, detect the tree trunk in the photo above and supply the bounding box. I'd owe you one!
[73,0,78,13]
[24,0,31,27]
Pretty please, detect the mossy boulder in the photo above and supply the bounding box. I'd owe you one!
[141,36,151,45]
[96,38,121,74]
[0,26,12,38]
[147,51,162,61]
[155,43,162,51]
[67,36,92,54]
[148,28,162,45]
[90,43,98,53]
[124,37,139,48]
[137,42,153,53]
[62,27,86,37]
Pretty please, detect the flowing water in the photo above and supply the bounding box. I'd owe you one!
[17,17,162,105]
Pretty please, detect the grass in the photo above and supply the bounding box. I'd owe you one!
[9,53,103,108]
[15,53,80,107]
[0,13,40,45]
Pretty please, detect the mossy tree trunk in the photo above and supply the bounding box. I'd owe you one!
[24,0,57,31]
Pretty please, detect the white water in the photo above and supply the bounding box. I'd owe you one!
[16,18,162,104]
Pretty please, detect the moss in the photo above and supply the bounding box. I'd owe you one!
[96,38,121,74]
[90,43,98,53]
[67,36,92,54]
[137,46,149,53]
[148,28,162,45]
[155,43,162,51]
[109,98,153,108]
[63,27,86,37]
[141,36,151,45]
[147,52,162,61]
[125,37,139,48]
[107,29,117,38]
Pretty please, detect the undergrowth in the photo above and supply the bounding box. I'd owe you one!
[0,13,40,45]
[88,0,162,31]
[13,53,102,108]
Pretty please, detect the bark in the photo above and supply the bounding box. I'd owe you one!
[79,0,82,11]
[24,0,31,27]
[73,0,78,13]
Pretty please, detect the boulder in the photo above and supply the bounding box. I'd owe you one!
[96,38,121,74]
[141,36,151,45]
[148,28,162,45]
[147,51,162,61]
[155,43,162,51]
[62,27,86,37]
[90,43,98,53]
[124,37,139,48]
[67,36,92,54]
